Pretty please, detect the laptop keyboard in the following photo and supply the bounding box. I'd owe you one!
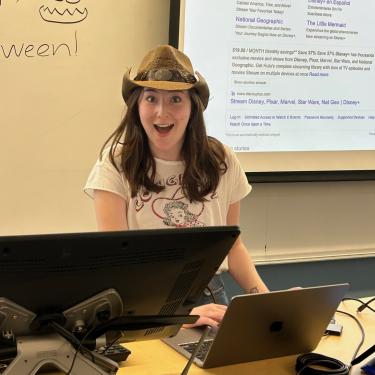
[180,339,214,362]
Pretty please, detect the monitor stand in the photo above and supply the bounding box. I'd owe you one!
[0,290,123,375]
[4,333,118,375]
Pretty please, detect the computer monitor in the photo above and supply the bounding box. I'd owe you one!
[0,226,239,375]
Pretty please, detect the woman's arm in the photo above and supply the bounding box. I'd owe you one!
[188,201,269,328]
[227,201,269,294]
[93,189,128,231]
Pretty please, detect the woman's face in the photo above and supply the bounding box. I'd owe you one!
[138,88,191,161]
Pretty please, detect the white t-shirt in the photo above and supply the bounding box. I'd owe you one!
[84,145,251,271]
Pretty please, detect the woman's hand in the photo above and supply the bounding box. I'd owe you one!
[184,303,227,328]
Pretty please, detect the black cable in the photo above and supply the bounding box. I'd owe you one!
[180,325,211,375]
[336,310,365,363]
[88,314,196,339]
[102,335,121,355]
[47,321,98,375]
[351,344,375,366]
[49,321,93,358]
[205,286,217,304]
[342,297,375,314]
[295,308,366,375]
[357,297,375,313]
[296,353,350,375]
[66,325,97,375]
[178,285,216,375]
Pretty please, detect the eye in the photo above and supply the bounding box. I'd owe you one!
[145,95,156,103]
[171,95,182,103]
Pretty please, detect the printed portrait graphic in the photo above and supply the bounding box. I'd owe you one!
[151,187,205,228]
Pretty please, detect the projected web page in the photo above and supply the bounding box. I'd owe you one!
[183,0,375,152]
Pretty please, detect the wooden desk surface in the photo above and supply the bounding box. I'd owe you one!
[118,299,374,375]
[45,299,374,375]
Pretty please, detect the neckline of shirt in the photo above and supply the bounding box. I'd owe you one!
[154,157,184,166]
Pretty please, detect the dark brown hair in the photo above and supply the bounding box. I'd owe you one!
[100,88,227,202]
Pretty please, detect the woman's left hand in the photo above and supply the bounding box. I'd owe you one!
[183,303,227,328]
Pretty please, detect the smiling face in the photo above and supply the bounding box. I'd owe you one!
[168,208,186,225]
[39,0,88,24]
[138,88,191,161]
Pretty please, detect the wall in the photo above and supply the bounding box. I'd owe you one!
[240,180,375,263]
[224,257,375,298]
[236,181,375,298]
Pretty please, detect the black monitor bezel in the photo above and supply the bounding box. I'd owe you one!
[0,226,239,341]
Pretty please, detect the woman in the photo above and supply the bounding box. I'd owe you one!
[84,45,268,327]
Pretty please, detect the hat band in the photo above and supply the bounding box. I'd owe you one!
[135,68,197,84]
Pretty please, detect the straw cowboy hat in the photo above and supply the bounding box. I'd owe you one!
[122,45,210,109]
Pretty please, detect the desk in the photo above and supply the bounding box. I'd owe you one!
[119,299,374,375]
[46,298,374,375]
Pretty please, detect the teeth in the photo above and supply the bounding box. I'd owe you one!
[155,124,173,128]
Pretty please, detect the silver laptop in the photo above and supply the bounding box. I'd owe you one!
[163,283,349,368]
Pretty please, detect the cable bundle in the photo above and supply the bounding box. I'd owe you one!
[296,353,350,375]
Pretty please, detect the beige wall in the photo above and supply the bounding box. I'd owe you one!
[1,1,374,263]
[241,181,375,263]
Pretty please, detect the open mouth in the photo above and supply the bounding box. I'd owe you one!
[39,5,88,23]
[154,124,174,134]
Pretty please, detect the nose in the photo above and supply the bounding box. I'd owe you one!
[155,98,170,119]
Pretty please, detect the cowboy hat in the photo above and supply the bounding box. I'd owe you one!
[122,45,210,109]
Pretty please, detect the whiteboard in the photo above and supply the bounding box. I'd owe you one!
[0,0,170,235]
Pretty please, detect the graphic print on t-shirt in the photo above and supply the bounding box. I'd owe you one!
[153,191,205,227]
[134,172,213,228]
